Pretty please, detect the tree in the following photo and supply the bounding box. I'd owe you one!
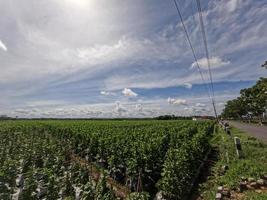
[221,78,267,121]
[221,98,246,119]
[241,78,267,120]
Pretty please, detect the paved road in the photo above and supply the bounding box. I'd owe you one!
[228,121,267,143]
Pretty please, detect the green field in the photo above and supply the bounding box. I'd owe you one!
[0,120,214,200]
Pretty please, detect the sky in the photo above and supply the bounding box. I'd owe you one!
[0,0,266,118]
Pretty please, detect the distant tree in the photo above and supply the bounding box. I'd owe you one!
[0,115,10,120]
[155,115,192,120]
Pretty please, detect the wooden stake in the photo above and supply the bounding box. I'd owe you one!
[234,137,243,159]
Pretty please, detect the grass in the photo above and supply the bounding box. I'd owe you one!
[198,125,267,199]
[242,191,267,200]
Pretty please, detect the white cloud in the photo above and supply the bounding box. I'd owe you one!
[104,66,241,90]
[183,83,192,89]
[193,107,211,114]
[31,108,41,113]
[100,91,111,96]
[6,92,237,118]
[122,88,138,97]
[0,0,264,89]
[26,100,67,107]
[184,105,212,115]
[191,56,230,70]
[0,0,266,118]
[218,102,226,106]
[226,0,241,12]
[0,40,7,51]
[195,103,206,107]
[15,109,29,114]
[184,107,190,111]
[114,101,127,115]
[135,104,143,112]
[167,97,187,106]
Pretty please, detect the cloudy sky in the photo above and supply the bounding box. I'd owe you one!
[0,0,266,118]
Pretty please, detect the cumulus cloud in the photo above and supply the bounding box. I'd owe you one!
[100,91,109,95]
[122,88,138,97]
[195,103,206,107]
[15,109,30,114]
[135,104,143,112]
[31,108,41,113]
[0,40,7,51]
[100,91,111,96]
[0,0,266,118]
[184,105,212,115]
[191,56,230,70]
[167,97,187,106]
[114,102,127,115]
[183,83,192,89]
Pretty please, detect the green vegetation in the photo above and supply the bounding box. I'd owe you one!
[0,120,214,199]
[0,122,116,200]
[221,77,267,122]
[199,126,267,199]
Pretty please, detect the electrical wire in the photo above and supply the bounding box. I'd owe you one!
[172,0,214,112]
[196,0,218,119]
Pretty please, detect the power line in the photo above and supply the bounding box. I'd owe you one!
[172,0,213,109]
[196,0,218,119]
[196,0,214,97]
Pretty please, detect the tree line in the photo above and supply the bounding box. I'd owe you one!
[221,77,267,122]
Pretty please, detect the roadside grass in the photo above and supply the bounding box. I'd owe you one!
[198,126,267,199]
[242,191,267,200]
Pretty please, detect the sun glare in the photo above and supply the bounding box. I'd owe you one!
[65,0,93,8]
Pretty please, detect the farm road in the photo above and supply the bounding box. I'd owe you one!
[228,121,267,143]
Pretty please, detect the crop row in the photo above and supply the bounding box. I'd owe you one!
[0,120,214,199]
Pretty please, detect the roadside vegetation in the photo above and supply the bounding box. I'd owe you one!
[198,125,267,199]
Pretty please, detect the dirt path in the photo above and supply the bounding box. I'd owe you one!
[69,153,130,199]
[228,121,267,143]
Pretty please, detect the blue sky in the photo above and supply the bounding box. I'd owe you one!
[0,0,266,118]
